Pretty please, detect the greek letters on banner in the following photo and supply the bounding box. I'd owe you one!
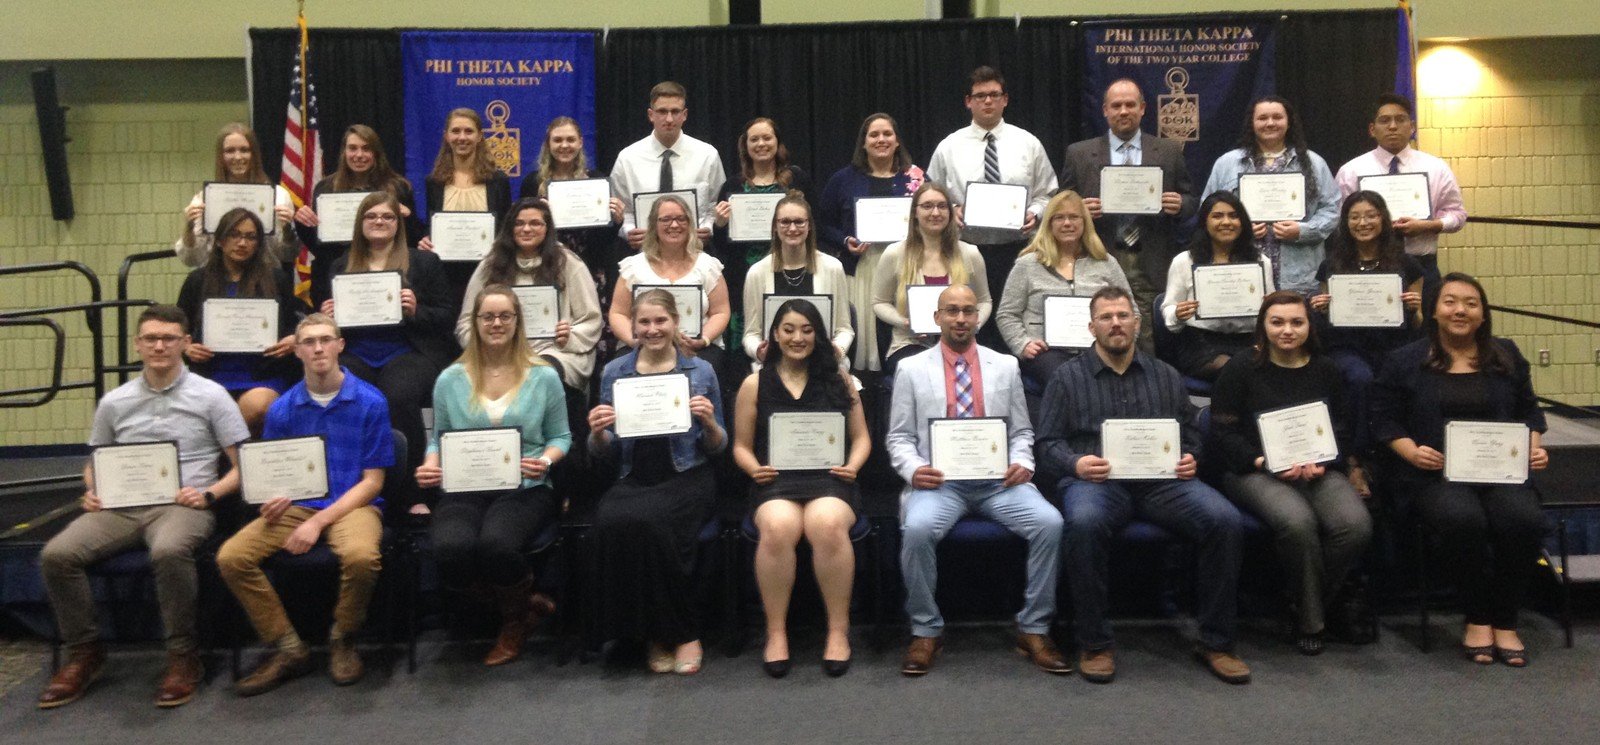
[401,31,598,222]
[1081,19,1278,184]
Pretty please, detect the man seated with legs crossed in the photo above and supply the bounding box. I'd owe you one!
[1036,286,1249,684]
[889,284,1068,676]
[218,313,394,695]
[38,305,250,709]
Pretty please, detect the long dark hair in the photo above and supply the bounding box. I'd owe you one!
[330,124,410,194]
[1250,290,1320,366]
[1235,95,1319,205]
[1424,272,1513,375]
[759,298,852,410]
[738,117,794,188]
[1326,191,1405,274]
[484,198,565,288]
[850,113,913,174]
[428,108,500,185]
[1187,191,1259,265]
[202,208,277,298]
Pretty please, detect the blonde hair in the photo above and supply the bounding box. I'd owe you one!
[346,191,410,275]
[1019,189,1108,267]
[533,117,589,197]
[640,195,704,263]
[213,123,269,184]
[896,182,967,315]
[460,285,544,407]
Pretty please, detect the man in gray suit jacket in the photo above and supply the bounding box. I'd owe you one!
[1060,79,1198,352]
[886,285,1067,677]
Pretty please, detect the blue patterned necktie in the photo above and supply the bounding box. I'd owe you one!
[954,356,974,418]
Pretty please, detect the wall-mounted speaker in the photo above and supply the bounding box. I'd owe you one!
[31,67,74,222]
[941,0,973,20]
[730,0,761,25]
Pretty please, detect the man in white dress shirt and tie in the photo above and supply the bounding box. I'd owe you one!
[609,81,727,249]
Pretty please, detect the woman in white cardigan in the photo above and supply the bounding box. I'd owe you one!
[741,192,854,361]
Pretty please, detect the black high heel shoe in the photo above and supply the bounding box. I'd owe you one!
[822,657,851,677]
[763,658,791,678]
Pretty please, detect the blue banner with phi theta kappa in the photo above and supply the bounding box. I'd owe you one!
[1081,19,1277,186]
[401,31,597,223]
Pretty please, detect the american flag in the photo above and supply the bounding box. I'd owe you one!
[280,10,320,305]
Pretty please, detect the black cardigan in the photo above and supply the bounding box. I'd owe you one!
[1369,336,1546,484]
[323,247,459,369]
[295,178,422,306]
[424,171,513,231]
[1208,353,1352,475]
[175,266,302,386]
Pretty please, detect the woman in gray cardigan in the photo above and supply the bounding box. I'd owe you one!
[995,190,1130,384]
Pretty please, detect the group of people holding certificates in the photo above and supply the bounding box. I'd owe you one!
[33,64,1548,708]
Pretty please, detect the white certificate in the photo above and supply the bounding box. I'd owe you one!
[612,372,693,439]
[1256,401,1339,473]
[92,441,180,509]
[853,196,913,244]
[512,284,561,340]
[1042,294,1094,349]
[632,284,703,338]
[1358,173,1432,221]
[430,211,496,262]
[1444,421,1531,485]
[728,193,786,242]
[314,191,374,243]
[633,190,700,226]
[202,298,279,353]
[905,284,946,336]
[962,182,1028,231]
[203,182,277,235]
[1238,173,1306,222]
[440,427,523,493]
[930,417,1009,481]
[1328,273,1405,328]
[768,412,847,471]
[239,436,329,504]
[331,270,403,328]
[761,293,834,339]
[1098,166,1163,215]
[546,178,613,229]
[1192,263,1266,320]
[1101,418,1181,480]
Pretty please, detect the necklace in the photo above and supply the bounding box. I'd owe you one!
[1357,257,1382,270]
[779,266,807,287]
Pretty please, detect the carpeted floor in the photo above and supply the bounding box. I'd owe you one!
[2,614,1596,744]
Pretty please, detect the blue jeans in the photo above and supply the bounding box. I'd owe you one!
[1058,477,1242,652]
[900,480,1062,637]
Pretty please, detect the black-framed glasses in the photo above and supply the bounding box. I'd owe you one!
[477,312,518,324]
[222,230,261,242]
[136,334,185,346]
[777,218,810,228]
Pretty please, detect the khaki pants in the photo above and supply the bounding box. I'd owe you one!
[216,506,382,643]
[40,505,215,653]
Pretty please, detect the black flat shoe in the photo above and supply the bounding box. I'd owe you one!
[763,659,791,678]
[822,657,851,678]
[1296,631,1325,657]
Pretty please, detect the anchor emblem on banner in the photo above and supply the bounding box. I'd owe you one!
[483,99,522,178]
[1157,67,1200,143]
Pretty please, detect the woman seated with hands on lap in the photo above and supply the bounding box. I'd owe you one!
[415,285,570,667]
[872,182,992,376]
[586,289,726,675]
[609,195,732,372]
[175,207,301,434]
[1161,191,1276,381]
[732,298,870,679]
[740,192,854,364]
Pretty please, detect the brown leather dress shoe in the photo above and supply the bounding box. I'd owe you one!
[1014,632,1072,674]
[900,636,942,676]
[155,650,203,708]
[1078,649,1116,684]
[234,648,313,697]
[1196,647,1252,684]
[37,643,106,709]
[329,637,364,686]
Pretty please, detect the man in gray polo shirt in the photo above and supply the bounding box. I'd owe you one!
[36,304,249,710]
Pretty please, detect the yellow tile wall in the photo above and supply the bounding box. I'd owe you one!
[1420,38,1600,407]
[0,60,246,446]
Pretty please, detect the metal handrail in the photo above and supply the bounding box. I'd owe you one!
[0,261,106,402]
[116,250,178,384]
[0,317,65,408]
[1468,215,1600,231]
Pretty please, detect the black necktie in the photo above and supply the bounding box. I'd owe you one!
[659,150,676,192]
[1388,155,1401,175]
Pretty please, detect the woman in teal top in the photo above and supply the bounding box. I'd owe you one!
[414,284,571,666]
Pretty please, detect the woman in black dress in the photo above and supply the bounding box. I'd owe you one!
[712,117,813,344]
[731,298,870,678]
[1370,272,1549,667]
[418,108,513,319]
[586,289,726,675]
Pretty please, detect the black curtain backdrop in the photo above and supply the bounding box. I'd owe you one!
[250,11,1395,194]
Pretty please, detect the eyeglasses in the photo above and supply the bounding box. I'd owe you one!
[967,92,1005,102]
[514,220,547,229]
[777,218,810,228]
[651,107,687,119]
[362,213,398,223]
[917,202,951,212]
[939,306,979,317]
[136,334,185,346]
[295,335,340,348]
[477,312,518,325]
[657,215,691,226]
[223,230,261,242]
